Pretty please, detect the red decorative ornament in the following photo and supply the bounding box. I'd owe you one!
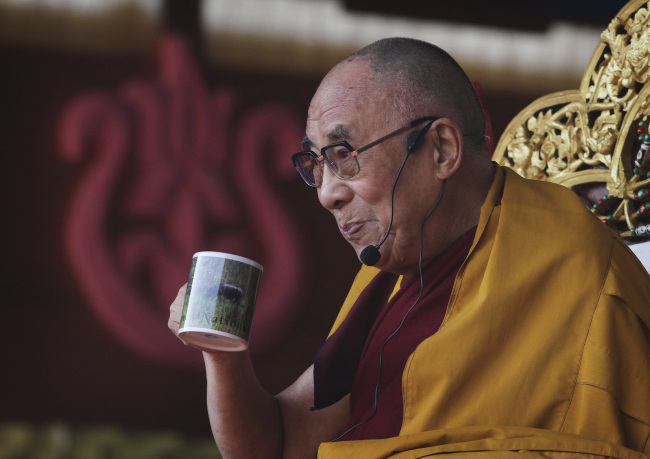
[58,35,306,366]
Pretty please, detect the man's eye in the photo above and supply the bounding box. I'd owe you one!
[331,147,351,161]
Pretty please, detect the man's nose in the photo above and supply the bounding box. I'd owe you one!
[317,165,353,210]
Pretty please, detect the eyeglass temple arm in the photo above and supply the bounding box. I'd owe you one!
[354,116,438,154]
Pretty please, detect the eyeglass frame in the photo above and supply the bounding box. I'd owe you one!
[292,116,438,187]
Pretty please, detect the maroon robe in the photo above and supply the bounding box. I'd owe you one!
[313,227,476,440]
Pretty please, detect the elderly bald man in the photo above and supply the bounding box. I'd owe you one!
[169,38,650,458]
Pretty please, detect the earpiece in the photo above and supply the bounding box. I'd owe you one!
[407,121,432,153]
[407,130,424,153]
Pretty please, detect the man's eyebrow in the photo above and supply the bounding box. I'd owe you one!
[328,125,351,141]
[301,125,351,150]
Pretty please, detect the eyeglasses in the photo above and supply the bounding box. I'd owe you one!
[292,116,438,187]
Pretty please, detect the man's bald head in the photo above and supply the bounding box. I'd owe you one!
[333,38,486,148]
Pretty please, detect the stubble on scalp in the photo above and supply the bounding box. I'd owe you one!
[339,38,487,151]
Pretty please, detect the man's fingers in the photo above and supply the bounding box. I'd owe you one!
[168,283,188,335]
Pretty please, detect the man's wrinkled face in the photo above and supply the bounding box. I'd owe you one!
[304,60,440,273]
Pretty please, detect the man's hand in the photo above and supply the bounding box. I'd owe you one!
[168,283,230,353]
[167,283,187,338]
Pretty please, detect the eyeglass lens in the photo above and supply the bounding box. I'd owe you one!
[324,144,359,178]
[295,154,322,186]
[297,143,360,186]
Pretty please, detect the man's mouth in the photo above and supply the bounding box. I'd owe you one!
[340,221,364,240]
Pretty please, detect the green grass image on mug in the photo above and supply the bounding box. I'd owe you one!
[179,252,263,351]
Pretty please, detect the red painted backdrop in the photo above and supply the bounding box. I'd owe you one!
[1,34,360,435]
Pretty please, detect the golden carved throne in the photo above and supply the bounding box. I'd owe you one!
[493,0,650,256]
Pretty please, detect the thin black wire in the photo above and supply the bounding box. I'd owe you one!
[328,180,446,443]
[374,149,413,251]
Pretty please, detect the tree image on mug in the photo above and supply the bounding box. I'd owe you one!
[181,255,262,340]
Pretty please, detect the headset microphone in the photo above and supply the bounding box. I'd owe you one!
[332,121,446,443]
[360,244,382,266]
[360,123,433,266]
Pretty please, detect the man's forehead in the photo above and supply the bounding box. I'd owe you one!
[302,59,379,148]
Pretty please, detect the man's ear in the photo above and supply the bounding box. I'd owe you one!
[428,118,463,180]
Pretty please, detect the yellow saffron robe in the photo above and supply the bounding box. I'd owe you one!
[318,166,650,458]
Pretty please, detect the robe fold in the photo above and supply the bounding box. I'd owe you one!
[317,166,650,457]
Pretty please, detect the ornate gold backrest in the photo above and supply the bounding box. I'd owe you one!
[493,0,650,240]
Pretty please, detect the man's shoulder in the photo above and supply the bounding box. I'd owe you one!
[497,167,649,293]
[500,167,615,244]
[502,167,597,215]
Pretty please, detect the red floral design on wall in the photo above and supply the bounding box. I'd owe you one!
[58,35,305,366]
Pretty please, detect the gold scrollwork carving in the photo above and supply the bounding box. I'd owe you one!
[493,0,650,240]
